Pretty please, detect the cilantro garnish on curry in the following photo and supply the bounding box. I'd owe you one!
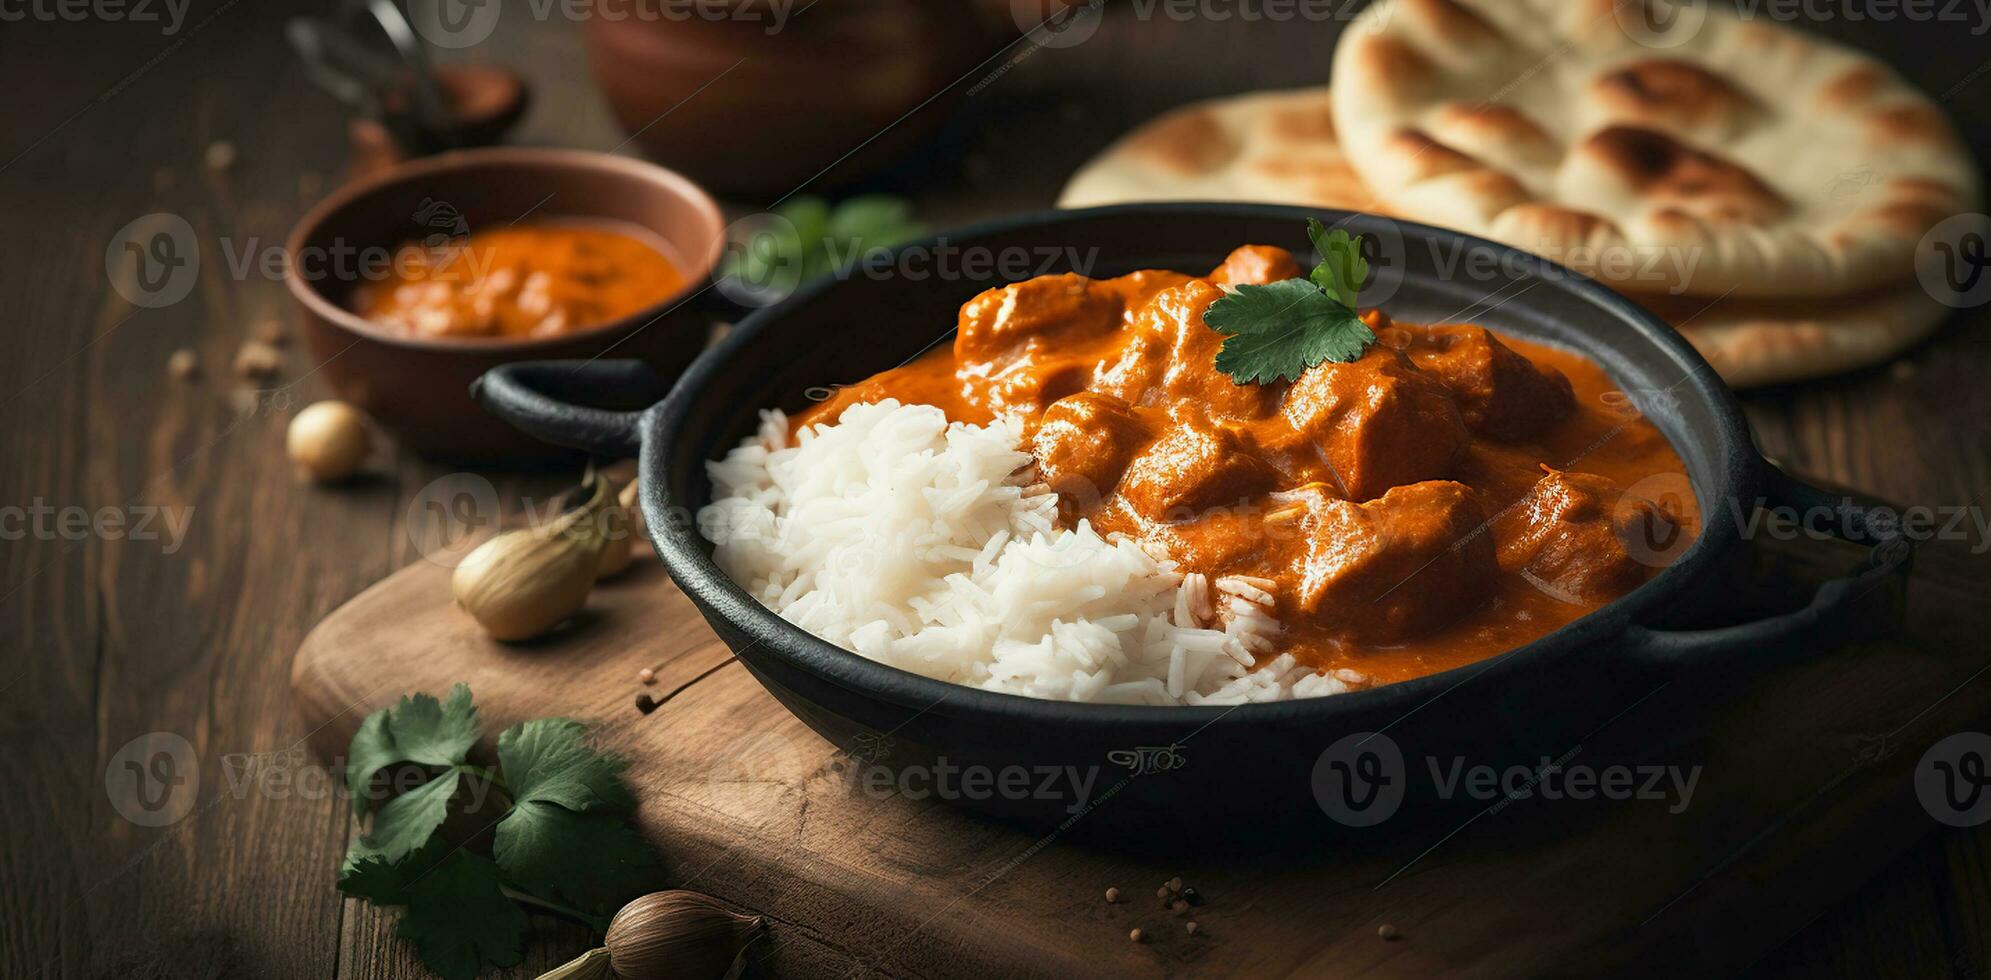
[794,220,1700,687]
[1204,218,1377,384]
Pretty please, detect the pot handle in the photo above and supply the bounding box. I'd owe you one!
[469,359,668,459]
[1621,466,1913,671]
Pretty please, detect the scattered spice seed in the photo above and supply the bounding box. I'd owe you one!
[233,340,281,379]
[204,140,238,172]
[253,319,288,346]
[1166,877,1184,893]
[1155,886,1171,902]
[167,349,199,380]
[1104,887,1119,904]
[1170,899,1189,916]
[638,667,657,685]
[1180,886,1203,906]
[1186,921,1200,935]
[1127,928,1143,943]
[1378,923,1398,941]
[635,693,659,714]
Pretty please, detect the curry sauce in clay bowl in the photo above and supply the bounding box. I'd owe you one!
[475,205,1909,831]
[286,147,721,461]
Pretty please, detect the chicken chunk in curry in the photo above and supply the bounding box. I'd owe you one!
[798,246,1699,685]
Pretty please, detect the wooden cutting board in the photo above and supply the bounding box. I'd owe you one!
[292,520,1991,977]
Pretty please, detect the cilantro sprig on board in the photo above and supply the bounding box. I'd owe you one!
[1204,219,1378,384]
[338,685,660,980]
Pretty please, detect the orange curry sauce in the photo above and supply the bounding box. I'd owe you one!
[354,220,682,339]
[798,246,1701,686]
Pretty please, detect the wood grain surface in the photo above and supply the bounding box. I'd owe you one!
[3,2,1988,978]
[289,526,1991,978]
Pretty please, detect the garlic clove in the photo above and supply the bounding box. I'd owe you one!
[594,484,636,580]
[287,401,371,482]
[602,890,763,980]
[618,478,647,538]
[452,500,607,641]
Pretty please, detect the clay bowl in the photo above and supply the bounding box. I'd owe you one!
[583,0,1002,192]
[285,147,721,463]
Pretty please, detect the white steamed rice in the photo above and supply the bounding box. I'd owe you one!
[697,400,1357,705]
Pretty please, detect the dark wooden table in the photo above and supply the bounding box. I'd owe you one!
[3,3,1987,978]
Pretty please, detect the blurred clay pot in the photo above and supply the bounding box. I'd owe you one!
[583,0,1004,193]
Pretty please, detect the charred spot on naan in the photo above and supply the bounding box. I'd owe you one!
[1261,102,1340,145]
[1575,126,1787,225]
[1590,59,1759,137]
[1863,103,1963,150]
[1344,33,1439,106]
[1815,63,1891,110]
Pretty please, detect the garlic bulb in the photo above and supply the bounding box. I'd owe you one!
[618,478,647,539]
[452,478,611,641]
[287,401,370,481]
[535,890,763,980]
[594,482,636,580]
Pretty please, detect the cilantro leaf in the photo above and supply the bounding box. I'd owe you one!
[827,195,921,246]
[1305,218,1369,309]
[338,687,661,979]
[347,683,481,814]
[726,195,923,295]
[493,718,656,914]
[495,804,660,915]
[396,851,526,980]
[496,718,632,813]
[1204,222,1380,384]
[339,836,452,906]
[354,768,462,864]
[1205,278,1377,385]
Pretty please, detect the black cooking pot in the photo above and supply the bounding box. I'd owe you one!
[473,205,1909,836]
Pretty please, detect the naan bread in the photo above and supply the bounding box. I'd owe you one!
[1658,281,1950,387]
[1058,88,1385,213]
[1328,0,1978,299]
[1057,85,1957,387]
